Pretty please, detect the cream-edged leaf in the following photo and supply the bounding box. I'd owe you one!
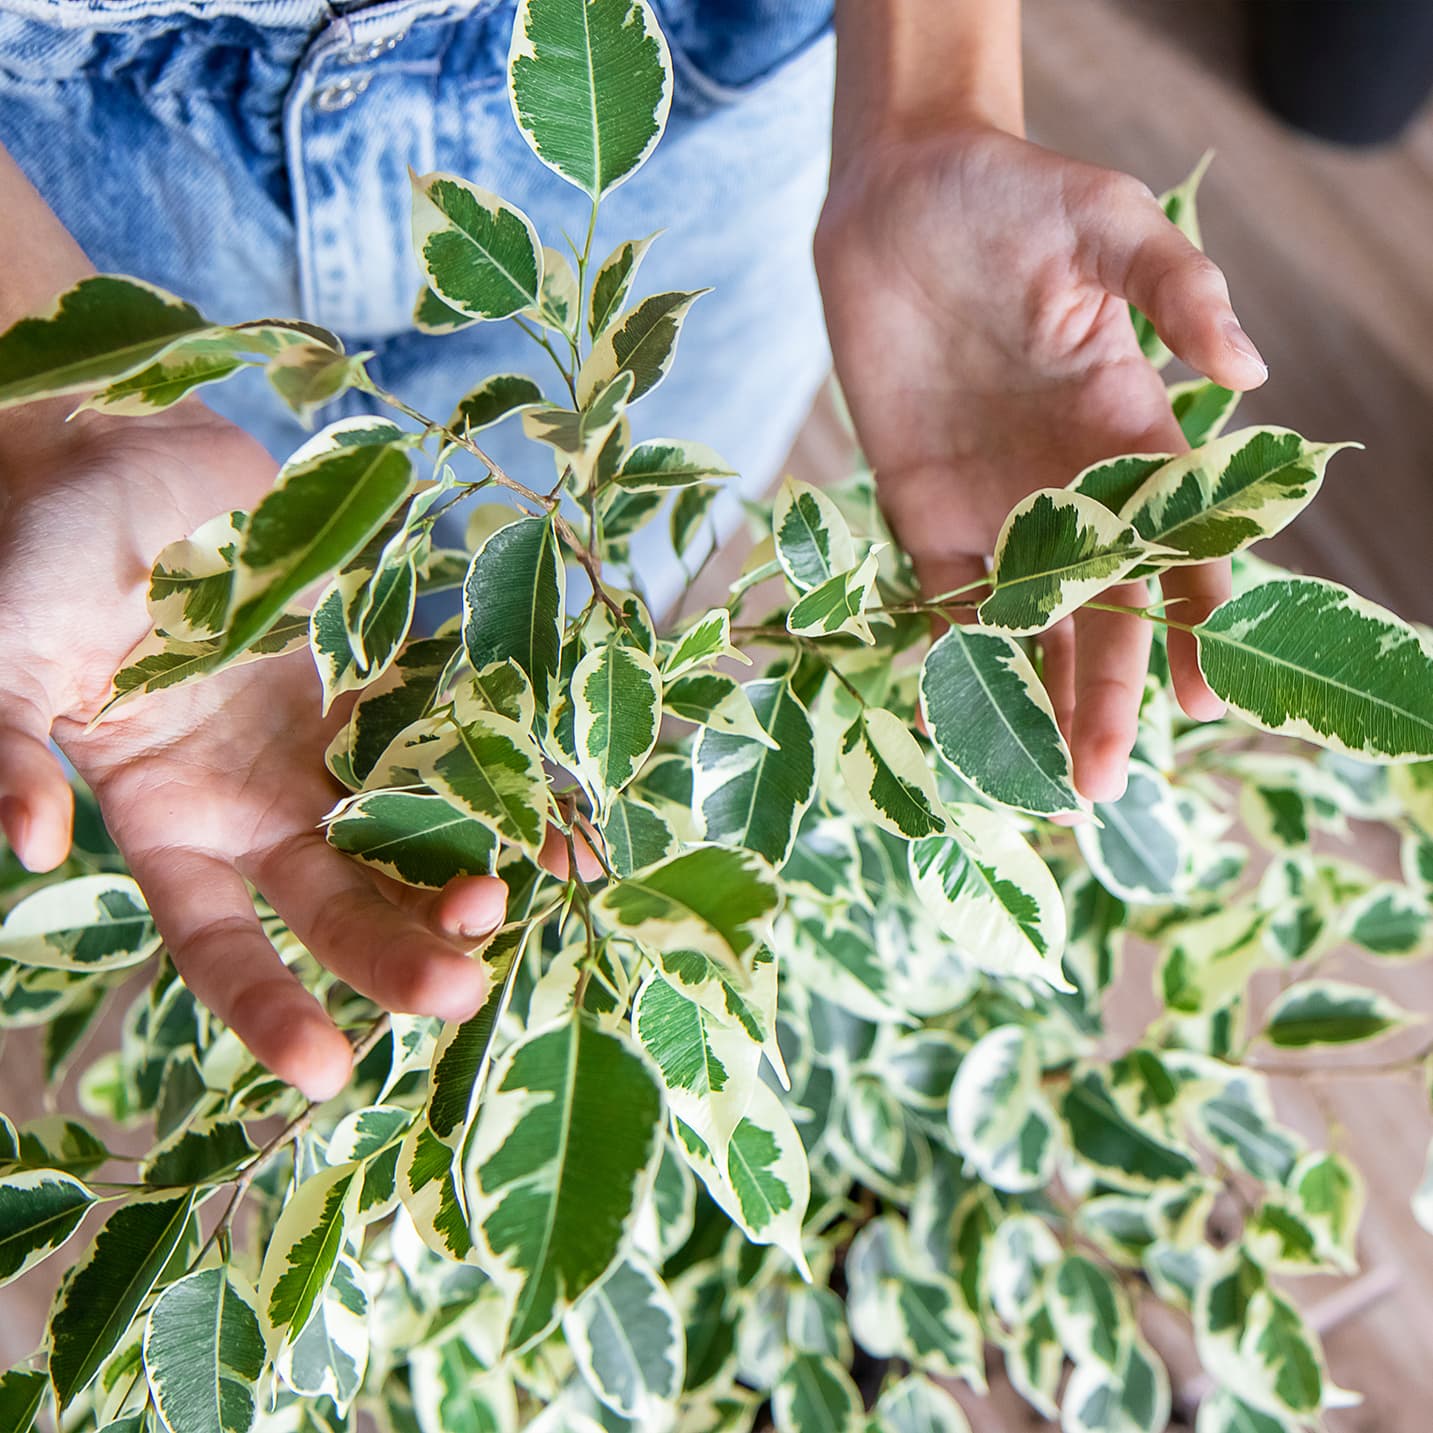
[837,708,947,841]
[1196,576,1433,761]
[573,641,663,811]
[0,1169,96,1286]
[979,490,1154,635]
[449,372,545,434]
[577,290,706,406]
[323,790,498,888]
[410,171,542,320]
[772,477,858,593]
[615,438,737,492]
[919,626,1082,817]
[508,0,672,199]
[0,876,159,974]
[787,547,883,645]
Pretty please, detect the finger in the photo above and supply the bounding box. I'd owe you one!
[1040,619,1077,743]
[368,869,510,943]
[1072,580,1153,803]
[1159,561,1230,722]
[538,821,604,883]
[0,692,73,872]
[1093,177,1268,391]
[250,835,490,1021]
[128,846,353,1101]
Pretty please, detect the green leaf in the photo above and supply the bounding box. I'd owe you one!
[147,512,245,641]
[674,1080,812,1278]
[0,876,158,973]
[323,790,498,888]
[410,171,542,320]
[412,284,477,335]
[0,1368,46,1433]
[140,1119,256,1188]
[1288,1152,1362,1274]
[615,438,737,492]
[1061,1069,1198,1191]
[588,232,660,339]
[1120,428,1353,566]
[396,1124,473,1262]
[871,1376,973,1433]
[671,481,720,557]
[919,626,1082,817]
[462,515,565,708]
[535,242,580,330]
[509,0,672,198]
[910,803,1069,988]
[665,671,778,746]
[274,1255,368,1406]
[265,342,369,425]
[48,1191,195,1409]
[1048,1254,1129,1367]
[948,1026,1059,1193]
[838,708,947,841]
[664,608,743,681]
[466,1017,664,1350]
[601,794,676,876]
[787,548,883,645]
[1061,1336,1170,1433]
[1071,453,1171,514]
[694,678,816,866]
[81,329,263,416]
[449,372,544,433]
[1347,882,1428,957]
[565,1255,684,1421]
[224,429,414,657]
[1076,759,1190,904]
[1169,378,1240,446]
[634,973,760,1163]
[425,915,536,1148]
[592,845,779,983]
[256,1162,361,1356]
[1194,1392,1289,1433]
[772,1353,862,1433]
[0,275,211,408]
[142,1267,264,1433]
[1262,979,1411,1048]
[103,613,309,716]
[979,490,1155,635]
[577,289,706,406]
[573,641,663,810]
[1196,576,1433,761]
[772,478,858,593]
[410,713,549,859]
[0,1170,96,1286]
[523,371,634,493]
[309,555,417,713]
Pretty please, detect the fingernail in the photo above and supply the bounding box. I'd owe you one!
[1224,320,1267,377]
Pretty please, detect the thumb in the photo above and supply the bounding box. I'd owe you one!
[0,687,73,871]
[1092,175,1268,392]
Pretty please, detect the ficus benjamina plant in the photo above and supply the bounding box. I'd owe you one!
[3,4,1433,1433]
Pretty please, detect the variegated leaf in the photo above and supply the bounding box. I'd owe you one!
[573,641,663,811]
[323,790,498,888]
[772,477,858,593]
[787,547,883,644]
[0,876,158,974]
[837,708,947,841]
[577,290,706,406]
[919,626,1082,817]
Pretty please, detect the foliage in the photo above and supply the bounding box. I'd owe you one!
[3,4,1433,1431]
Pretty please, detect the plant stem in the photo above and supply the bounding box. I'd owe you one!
[359,374,624,621]
[193,1013,393,1265]
[514,316,578,402]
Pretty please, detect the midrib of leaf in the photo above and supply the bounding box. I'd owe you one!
[432,188,534,307]
[947,636,1070,809]
[788,497,831,587]
[525,523,553,686]
[55,1193,193,1407]
[1144,451,1317,547]
[243,445,400,590]
[792,1358,844,1432]
[0,1189,90,1263]
[587,1281,645,1406]
[731,685,787,851]
[22,328,205,395]
[452,723,531,836]
[1096,798,1176,893]
[991,542,1143,592]
[346,807,478,862]
[581,0,600,190]
[275,1174,352,1337]
[727,1126,778,1227]
[511,1021,581,1339]
[1199,623,1433,741]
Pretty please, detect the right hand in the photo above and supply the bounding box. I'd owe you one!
[0,402,511,1099]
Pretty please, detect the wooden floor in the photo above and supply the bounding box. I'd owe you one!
[7,2,1433,1429]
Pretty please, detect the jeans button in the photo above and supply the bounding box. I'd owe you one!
[313,75,370,111]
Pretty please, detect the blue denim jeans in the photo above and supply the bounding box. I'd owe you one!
[0,0,835,613]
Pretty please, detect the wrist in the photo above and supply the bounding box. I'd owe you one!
[831,0,1024,181]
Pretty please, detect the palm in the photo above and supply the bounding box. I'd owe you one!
[817,126,1266,797]
[0,407,501,1098]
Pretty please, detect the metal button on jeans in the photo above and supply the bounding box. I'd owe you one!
[336,31,408,66]
[313,75,371,111]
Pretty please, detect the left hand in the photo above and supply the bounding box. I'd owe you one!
[815,123,1269,801]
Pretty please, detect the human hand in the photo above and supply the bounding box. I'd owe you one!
[0,403,510,1098]
[815,124,1269,801]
